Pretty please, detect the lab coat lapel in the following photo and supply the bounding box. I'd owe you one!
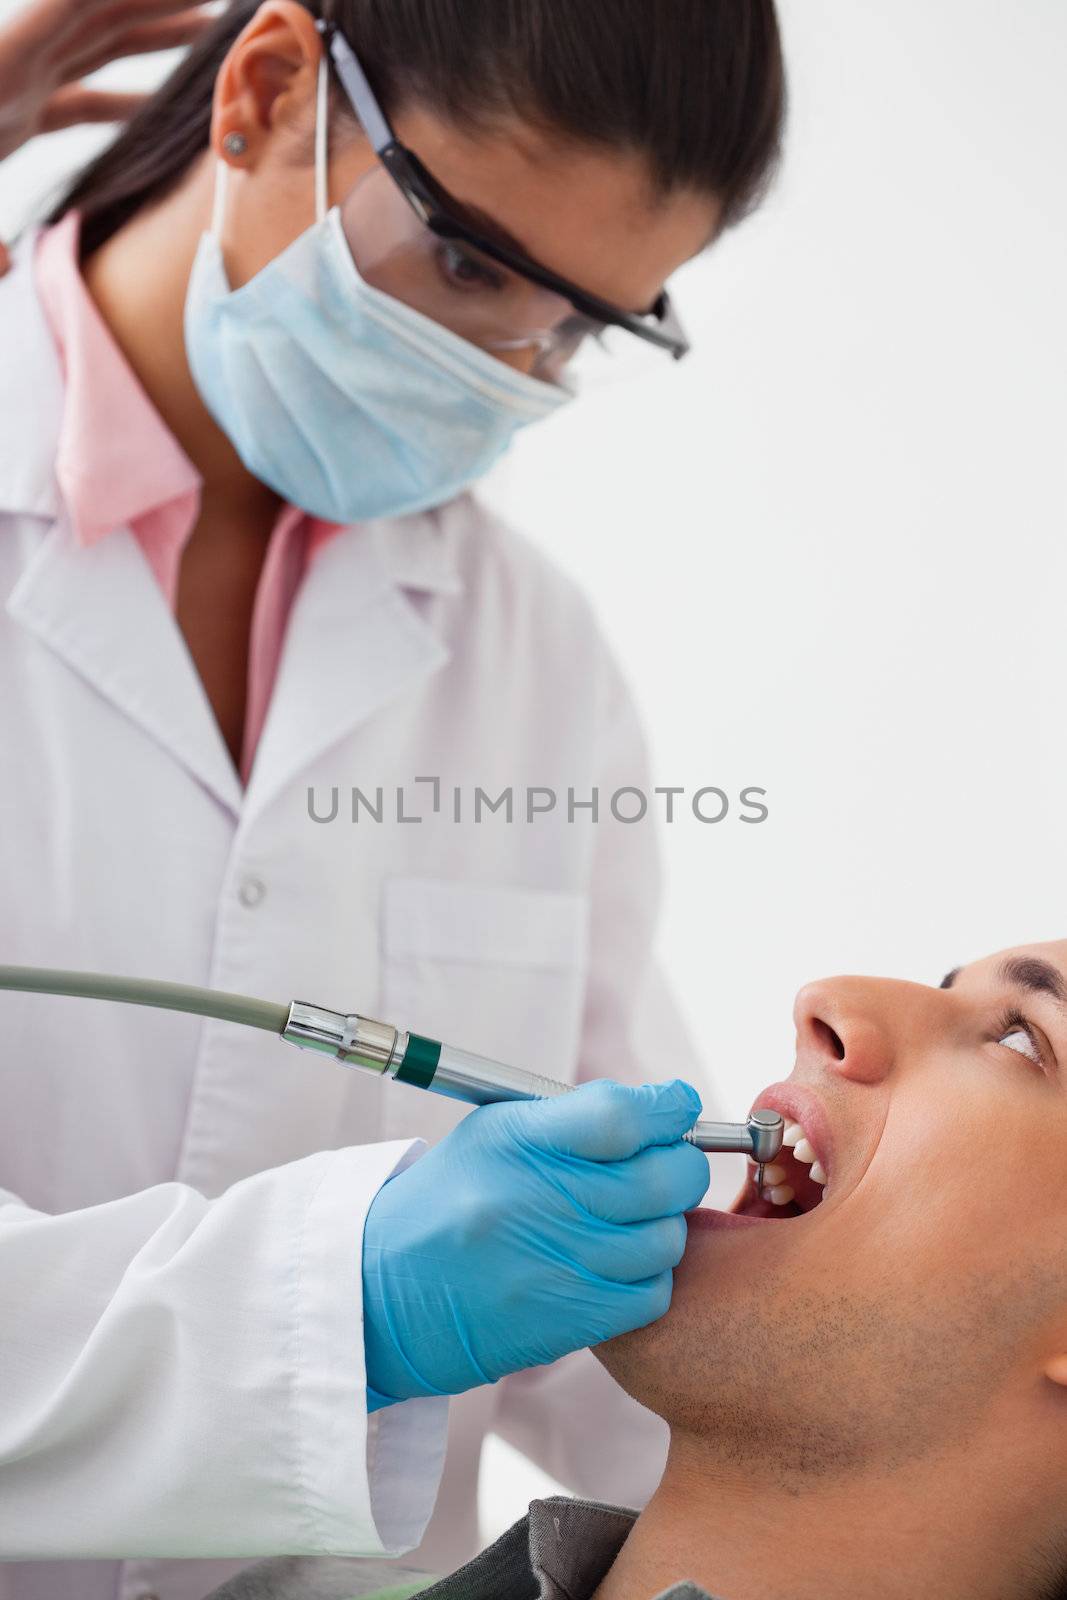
[0,238,245,815]
[242,511,461,827]
[6,514,245,816]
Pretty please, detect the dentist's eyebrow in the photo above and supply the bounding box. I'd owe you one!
[447,196,534,261]
[940,967,961,990]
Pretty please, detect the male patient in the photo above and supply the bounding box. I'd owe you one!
[210,938,1067,1600]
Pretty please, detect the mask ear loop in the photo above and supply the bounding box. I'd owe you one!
[210,154,230,239]
[314,54,329,223]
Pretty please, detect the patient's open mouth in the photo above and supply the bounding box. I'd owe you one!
[729,1111,830,1221]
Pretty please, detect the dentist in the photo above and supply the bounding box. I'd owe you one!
[0,1,785,1593]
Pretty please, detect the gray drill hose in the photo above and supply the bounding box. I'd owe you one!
[0,966,288,1034]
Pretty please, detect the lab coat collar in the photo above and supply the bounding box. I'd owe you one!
[370,506,465,600]
[240,520,454,826]
[7,510,249,814]
[2,231,469,818]
[6,504,458,822]
[0,229,65,523]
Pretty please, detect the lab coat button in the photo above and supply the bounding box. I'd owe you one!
[238,876,266,908]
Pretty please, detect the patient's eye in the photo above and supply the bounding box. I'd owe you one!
[996,1014,1042,1066]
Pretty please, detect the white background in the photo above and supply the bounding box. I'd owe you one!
[1,0,1065,1541]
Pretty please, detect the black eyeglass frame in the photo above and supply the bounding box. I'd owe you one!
[317,19,691,362]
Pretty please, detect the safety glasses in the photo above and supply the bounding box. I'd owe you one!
[317,18,691,383]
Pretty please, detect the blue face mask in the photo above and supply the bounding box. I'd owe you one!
[183,65,569,524]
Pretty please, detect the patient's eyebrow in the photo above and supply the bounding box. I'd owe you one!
[997,956,1067,1011]
[940,958,1067,1010]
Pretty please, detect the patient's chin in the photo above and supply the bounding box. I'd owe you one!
[596,1252,1020,1494]
[595,1312,860,1485]
[592,1311,677,1414]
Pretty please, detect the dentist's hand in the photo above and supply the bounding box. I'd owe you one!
[362,1078,710,1407]
[0,0,217,268]
[0,0,214,162]
[0,0,215,270]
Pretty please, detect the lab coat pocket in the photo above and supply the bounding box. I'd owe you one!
[378,875,590,1143]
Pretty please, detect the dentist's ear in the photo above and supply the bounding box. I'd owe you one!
[210,0,323,169]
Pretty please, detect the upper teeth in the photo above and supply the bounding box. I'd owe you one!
[762,1119,828,1204]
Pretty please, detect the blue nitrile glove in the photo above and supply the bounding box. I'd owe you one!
[361,1077,710,1408]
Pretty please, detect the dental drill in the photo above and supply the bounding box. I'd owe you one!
[0,965,784,1190]
[280,999,785,1188]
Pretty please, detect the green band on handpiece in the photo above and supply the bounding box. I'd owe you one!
[395,1031,441,1090]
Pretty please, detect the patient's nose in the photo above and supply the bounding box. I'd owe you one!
[793,978,894,1085]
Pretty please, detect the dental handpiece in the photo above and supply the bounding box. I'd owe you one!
[0,965,783,1183]
[280,1002,785,1183]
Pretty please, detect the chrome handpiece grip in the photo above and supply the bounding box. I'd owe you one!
[428,1045,572,1106]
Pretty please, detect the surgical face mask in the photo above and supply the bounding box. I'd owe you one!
[183,60,569,524]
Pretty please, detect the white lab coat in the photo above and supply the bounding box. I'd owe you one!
[0,240,716,1600]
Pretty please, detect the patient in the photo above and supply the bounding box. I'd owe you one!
[211,939,1067,1600]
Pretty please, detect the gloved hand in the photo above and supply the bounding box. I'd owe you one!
[362,1077,710,1407]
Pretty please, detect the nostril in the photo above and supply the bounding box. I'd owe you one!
[813,1017,846,1060]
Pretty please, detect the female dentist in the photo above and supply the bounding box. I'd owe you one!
[0,0,785,1593]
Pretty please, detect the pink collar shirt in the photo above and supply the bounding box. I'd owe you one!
[33,210,344,787]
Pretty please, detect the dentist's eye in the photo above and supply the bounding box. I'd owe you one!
[435,240,506,294]
[994,1009,1043,1067]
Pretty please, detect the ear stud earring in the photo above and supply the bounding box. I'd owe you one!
[223,132,247,157]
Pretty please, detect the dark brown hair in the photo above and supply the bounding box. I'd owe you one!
[50,0,786,260]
